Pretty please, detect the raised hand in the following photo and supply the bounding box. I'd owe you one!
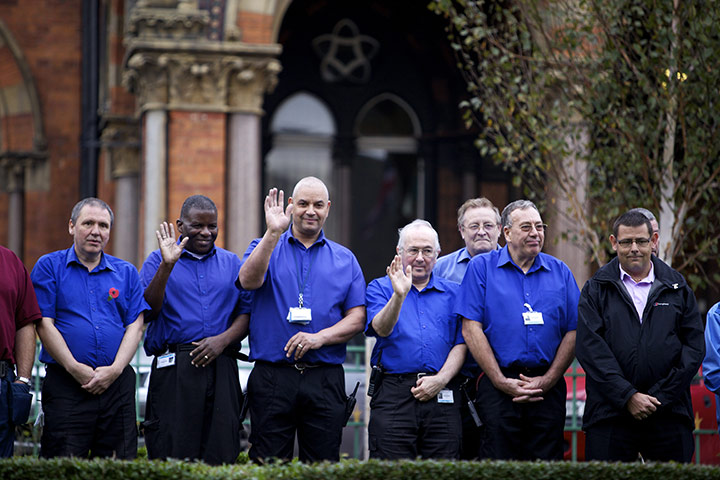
[264,188,293,235]
[387,255,412,297]
[155,222,188,266]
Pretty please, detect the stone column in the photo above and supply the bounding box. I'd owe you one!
[6,165,24,257]
[101,115,142,265]
[123,3,281,257]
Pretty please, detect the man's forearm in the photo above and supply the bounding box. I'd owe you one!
[370,293,406,337]
[317,306,366,345]
[238,231,282,290]
[435,344,467,385]
[144,262,174,316]
[214,313,250,349]
[110,314,145,371]
[462,318,504,386]
[544,330,576,386]
[14,323,36,378]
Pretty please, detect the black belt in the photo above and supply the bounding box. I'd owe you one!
[165,343,195,353]
[385,372,436,381]
[0,360,12,378]
[256,360,334,372]
[501,365,549,377]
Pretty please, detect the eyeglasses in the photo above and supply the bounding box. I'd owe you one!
[403,247,436,258]
[617,238,651,248]
[518,223,548,233]
[464,222,498,233]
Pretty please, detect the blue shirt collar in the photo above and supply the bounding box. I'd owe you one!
[286,228,327,248]
[496,246,550,274]
[65,246,115,273]
[422,273,446,292]
[456,247,472,264]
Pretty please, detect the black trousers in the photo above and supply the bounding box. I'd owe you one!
[585,412,695,462]
[368,374,462,460]
[41,363,137,459]
[143,345,243,465]
[460,375,485,460]
[476,369,566,460]
[247,361,346,463]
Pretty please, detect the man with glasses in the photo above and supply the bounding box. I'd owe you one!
[628,207,659,256]
[434,197,501,459]
[435,198,502,284]
[576,210,703,462]
[455,199,579,460]
[366,219,465,459]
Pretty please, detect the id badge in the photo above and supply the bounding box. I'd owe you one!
[157,352,176,368]
[523,311,544,325]
[287,307,312,325]
[437,389,454,404]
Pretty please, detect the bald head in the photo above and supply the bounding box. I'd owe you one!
[292,176,329,201]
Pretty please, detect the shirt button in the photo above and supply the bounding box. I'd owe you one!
[92,307,96,312]
[200,275,204,279]
[202,291,206,295]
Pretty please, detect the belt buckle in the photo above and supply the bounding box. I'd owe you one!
[417,372,427,380]
[294,363,307,373]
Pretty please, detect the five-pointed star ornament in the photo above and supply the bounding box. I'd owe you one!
[313,19,380,84]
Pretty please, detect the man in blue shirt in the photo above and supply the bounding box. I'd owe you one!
[31,198,147,459]
[703,302,720,436]
[366,219,465,459]
[434,197,502,283]
[140,195,251,464]
[238,177,366,463]
[434,197,501,459]
[455,199,579,460]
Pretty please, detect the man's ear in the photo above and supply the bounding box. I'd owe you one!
[68,219,75,236]
[176,218,183,235]
[609,234,618,253]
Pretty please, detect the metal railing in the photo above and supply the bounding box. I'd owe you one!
[17,342,719,463]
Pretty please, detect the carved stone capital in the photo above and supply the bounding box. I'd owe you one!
[0,151,48,192]
[100,115,141,178]
[227,57,282,114]
[123,50,281,114]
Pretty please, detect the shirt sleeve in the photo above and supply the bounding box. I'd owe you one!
[16,260,42,328]
[365,277,390,337]
[343,255,367,311]
[703,303,720,394]
[453,257,486,323]
[30,255,57,320]
[123,264,151,326]
[139,250,161,289]
[563,264,580,332]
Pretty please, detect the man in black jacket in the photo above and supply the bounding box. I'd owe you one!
[576,210,704,462]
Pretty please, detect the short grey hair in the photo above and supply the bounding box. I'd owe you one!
[501,200,540,228]
[70,197,114,227]
[397,219,441,252]
[457,197,501,227]
[628,207,657,224]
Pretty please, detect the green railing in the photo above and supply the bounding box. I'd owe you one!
[18,342,719,462]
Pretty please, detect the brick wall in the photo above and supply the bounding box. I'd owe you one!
[167,111,227,248]
[0,0,83,267]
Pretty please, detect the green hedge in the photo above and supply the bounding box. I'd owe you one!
[2,458,720,480]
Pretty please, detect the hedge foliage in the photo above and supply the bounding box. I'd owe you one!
[2,457,720,480]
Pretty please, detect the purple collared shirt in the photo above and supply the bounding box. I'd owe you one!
[620,263,655,322]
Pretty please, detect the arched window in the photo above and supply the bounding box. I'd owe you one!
[351,94,422,279]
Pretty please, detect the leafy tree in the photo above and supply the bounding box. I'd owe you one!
[430,0,720,288]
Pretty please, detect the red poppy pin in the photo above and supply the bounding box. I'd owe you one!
[108,287,119,301]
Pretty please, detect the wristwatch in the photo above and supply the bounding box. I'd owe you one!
[16,376,31,385]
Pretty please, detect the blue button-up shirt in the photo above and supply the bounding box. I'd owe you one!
[454,247,579,369]
[242,229,366,365]
[434,247,473,284]
[140,245,252,356]
[31,247,149,368]
[366,274,462,374]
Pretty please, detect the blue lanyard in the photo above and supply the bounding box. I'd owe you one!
[293,243,320,308]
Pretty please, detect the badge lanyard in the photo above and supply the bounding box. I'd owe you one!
[293,245,319,308]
